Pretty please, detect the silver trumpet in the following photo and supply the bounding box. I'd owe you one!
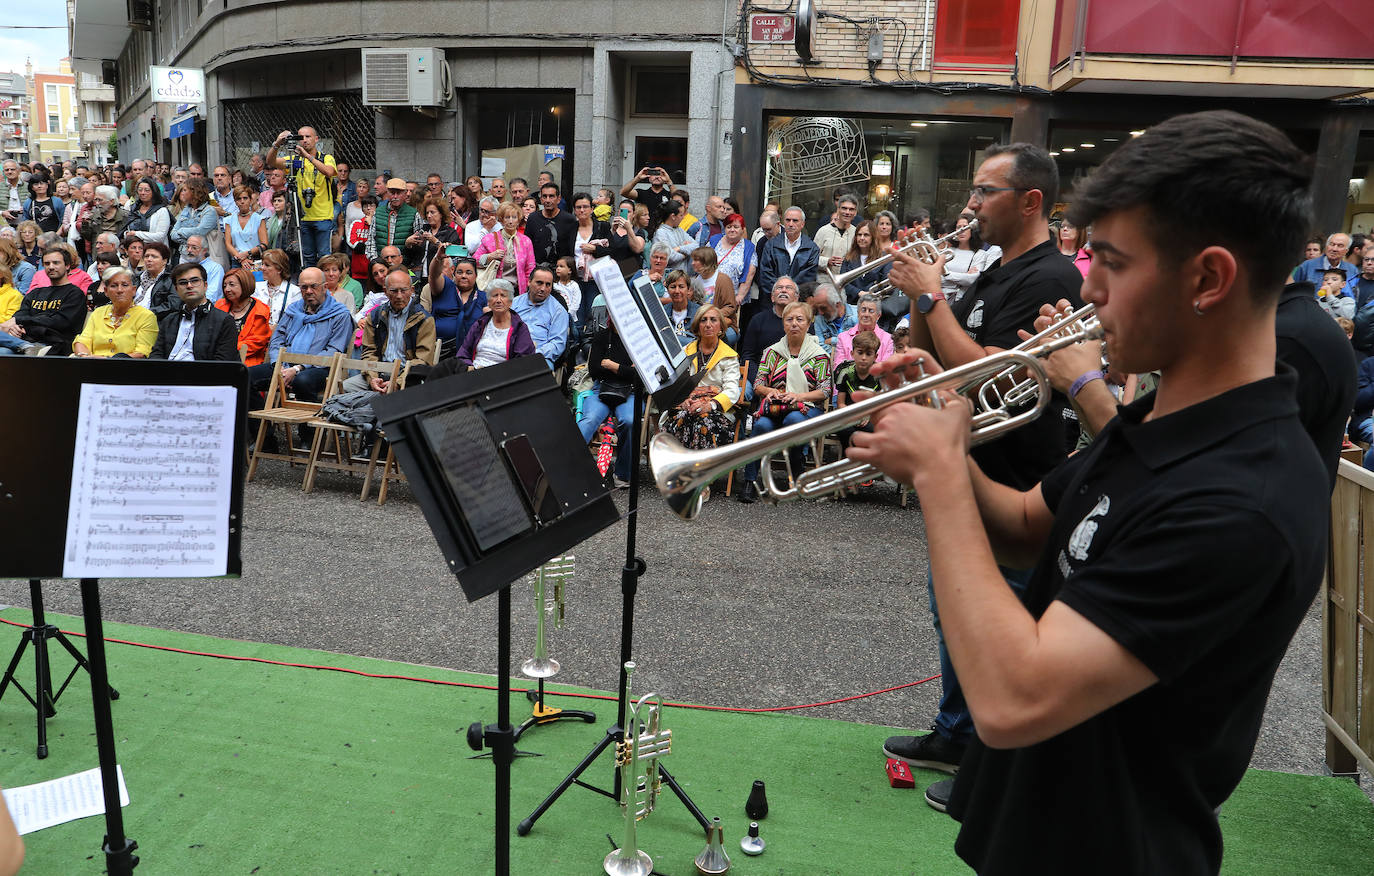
[824,219,977,298]
[520,555,575,680]
[604,661,672,876]
[650,304,1101,520]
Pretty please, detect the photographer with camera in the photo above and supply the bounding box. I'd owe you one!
[266,126,338,272]
[620,165,675,235]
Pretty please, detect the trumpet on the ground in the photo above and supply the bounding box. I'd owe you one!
[604,661,672,876]
[824,219,978,298]
[650,304,1101,520]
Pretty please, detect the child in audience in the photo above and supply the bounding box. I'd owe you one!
[553,255,580,313]
[1337,316,1354,341]
[892,326,909,356]
[1317,267,1355,320]
[347,195,377,281]
[833,330,882,448]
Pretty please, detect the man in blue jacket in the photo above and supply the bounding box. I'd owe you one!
[248,266,352,403]
[1291,232,1358,286]
[756,206,820,304]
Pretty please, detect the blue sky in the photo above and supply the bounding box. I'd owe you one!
[0,7,71,78]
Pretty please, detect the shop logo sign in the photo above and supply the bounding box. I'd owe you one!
[149,66,205,104]
[767,117,868,195]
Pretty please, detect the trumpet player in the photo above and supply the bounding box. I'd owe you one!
[849,111,1328,876]
[878,143,1084,796]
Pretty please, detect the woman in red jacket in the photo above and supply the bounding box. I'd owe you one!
[216,267,272,364]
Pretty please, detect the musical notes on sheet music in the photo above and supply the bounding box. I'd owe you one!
[63,384,237,578]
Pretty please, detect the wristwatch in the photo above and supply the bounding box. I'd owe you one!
[915,290,947,315]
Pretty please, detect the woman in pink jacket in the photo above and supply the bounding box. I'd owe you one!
[472,202,535,295]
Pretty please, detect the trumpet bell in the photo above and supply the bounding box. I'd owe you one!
[520,656,560,678]
[604,848,653,876]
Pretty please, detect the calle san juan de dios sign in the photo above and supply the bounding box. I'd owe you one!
[149,67,206,104]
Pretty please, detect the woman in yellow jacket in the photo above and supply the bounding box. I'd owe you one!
[72,266,159,358]
[0,265,20,325]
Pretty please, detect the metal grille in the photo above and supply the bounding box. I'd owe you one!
[362,50,410,104]
[221,92,378,176]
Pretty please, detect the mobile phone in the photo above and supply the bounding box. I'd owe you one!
[445,244,467,257]
[620,207,630,220]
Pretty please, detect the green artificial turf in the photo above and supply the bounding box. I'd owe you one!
[0,609,1369,875]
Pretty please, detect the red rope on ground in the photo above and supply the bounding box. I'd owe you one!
[0,616,940,713]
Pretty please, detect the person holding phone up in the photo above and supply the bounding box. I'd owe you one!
[620,165,675,234]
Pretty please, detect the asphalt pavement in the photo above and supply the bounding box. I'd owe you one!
[3,457,1362,794]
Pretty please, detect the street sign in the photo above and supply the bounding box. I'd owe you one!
[748,13,795,43]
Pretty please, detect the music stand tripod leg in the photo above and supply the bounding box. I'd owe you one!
[80,579,138,876]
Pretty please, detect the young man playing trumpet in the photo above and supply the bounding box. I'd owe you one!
[848,111,1329,874]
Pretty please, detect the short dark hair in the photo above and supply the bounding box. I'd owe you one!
[531,262,556,281]
[142,240,171,261]
[852,330,880,356]
[571,191,592,207]
[1067,110,1312,299]
[41,244,73,267]
[1351,233,1367,250]
[983,142,1059,219]
[171,260,207,283]
[1322,267,1348,278]
[540,182,560,196]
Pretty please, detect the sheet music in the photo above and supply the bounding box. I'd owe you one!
[590,257,673,393]
[2,766,130,835]
[63,384,237,578]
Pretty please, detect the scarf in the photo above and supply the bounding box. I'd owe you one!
[767,332,826,395]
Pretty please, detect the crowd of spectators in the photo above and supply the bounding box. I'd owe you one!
[3,147,1372,494]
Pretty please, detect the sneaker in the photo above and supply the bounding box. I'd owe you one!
[738,480,760,504]
[924,778,955,813]
[883,728,967,775]
[22,343,50,357]
[613,477,632,490]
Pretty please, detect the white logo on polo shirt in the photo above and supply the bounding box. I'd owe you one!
[966,300,984,329]
[1068,494,1111,562]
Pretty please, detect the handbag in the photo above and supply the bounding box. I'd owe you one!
[476,257,500,289]
[599,377,633,407]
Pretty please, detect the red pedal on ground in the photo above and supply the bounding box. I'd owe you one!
[886,758,915,788]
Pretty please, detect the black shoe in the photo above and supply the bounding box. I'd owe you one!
[925,778,955,813]
[738,480,760,504]
[883,728,967,775]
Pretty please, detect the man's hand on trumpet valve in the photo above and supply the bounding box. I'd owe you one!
[885,230,946,299]
[846,348,974,488]
[1017,300,1104,396]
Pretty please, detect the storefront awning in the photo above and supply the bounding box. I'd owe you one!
[169,113,196,140]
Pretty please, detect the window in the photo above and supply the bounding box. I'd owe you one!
[933,0,1021,68]
[48,112,59,134]
[631,69,689,117]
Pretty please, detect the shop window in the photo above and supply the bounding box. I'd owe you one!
[934,0,1021,68]
[633,137,687,185]
[631,69,688,117]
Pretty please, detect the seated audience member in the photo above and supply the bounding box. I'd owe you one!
[347,195,378,279]
[182,234,224,302]
[833,293,894,366]
[1292,232,1358,286]
[247,266,353,403]
[474,202,535,296]
[1316,267,1355,320]
[810,283,858,356]
[661,304,742,451]
[739,300,832,503]
[691,246,737,336]
[215,267,272,365]
[318,253,363,313]
[832,330,882,447]
[738,275,799,392]
[0,265,18,325]
[84,251,122,309]
[0,239,34,293]
[511,264,569,368]
[25,239,92,293]
[892,325,909,355]
[254,248,299,327]
[630,244,671,302]
[449,279,535,371]
[425,251,486,359]
[576,316,637,488]
[344,268,436,392]
[72,266,157,358]
[133,239,175,318]
[0,245,87,355]
[123,238,144,274]
[663,269,699,346]
[150,262,240,361]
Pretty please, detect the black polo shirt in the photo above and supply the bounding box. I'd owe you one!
[631,185,674,232]
[946,368,1327,876]
[947,239,1084,489]
[1274,281,1357,490]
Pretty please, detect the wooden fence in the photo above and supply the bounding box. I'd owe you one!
[1324,458,1374,780]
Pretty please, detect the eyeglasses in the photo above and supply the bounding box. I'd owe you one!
[174,278,203,287]
[968,185,1027,203]
[299,283,323,290]
[385,286,410,293]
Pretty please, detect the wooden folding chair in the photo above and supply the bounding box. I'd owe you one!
[360,340,441,504]
[303,357,403,495]
[246,351,342,482]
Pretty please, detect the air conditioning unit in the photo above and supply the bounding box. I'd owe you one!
[362,48,447,107]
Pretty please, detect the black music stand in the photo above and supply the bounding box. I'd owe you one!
[0,579,119,759]
[0,357,249,876]
[371,356,619,876]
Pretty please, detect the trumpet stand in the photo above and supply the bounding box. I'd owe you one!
[513,557,596,745]
[518,370,710,838]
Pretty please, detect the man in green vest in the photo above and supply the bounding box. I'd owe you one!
[374,178,417,266]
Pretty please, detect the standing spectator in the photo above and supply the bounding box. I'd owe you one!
[465,196,501,254]
[169,179,219,266]
[266,127,337,270]
[620,166,675,232]
[406,197,460,280]
[22,177,62,234]
[1055,218,1091,277]
[347,195,378,280]
[814,194,858,280]
[122,176,170,248]
[0,246,87,355]
[1292,233,1358,286]
[570,192,610,326]
[258,168,288,213]
[224,186,268,270]
[248,152,267,188]
[1351,249,1374,358]
[264,191,289,251]
[343,177,370,231]
[839,220,887,302]
[942,213,999,304]
[0,239,34,294]
[751,208,780,247]
[0,160,23,226]
[712,214,755,307]
[489,178,506,202]
[756,206,820,300]
[524,182,577,266]
[334,162,357,221]
[630,245,671,303]
[473,203,535,296]
[464,175,484,203]
[216,267,272,364]
[210,165,236,216]
[695,195,730,245]
[188,163,206,180]
[423,173,445,203]
[609,201,649,280]
[72,266,158,358]
[374,178,417,259]
[652,199,696,271]
[448,184,477,232]
[508,178,529,205]
[425,251,486,359]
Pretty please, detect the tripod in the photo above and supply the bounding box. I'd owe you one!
[0,580,118,759]
[518,373,709,837]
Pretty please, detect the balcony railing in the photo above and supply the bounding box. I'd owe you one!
[1054,0,1374,68]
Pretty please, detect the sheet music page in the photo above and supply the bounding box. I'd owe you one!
[591,257,672,393]
[2,766,130,835]
[63,384,237,578]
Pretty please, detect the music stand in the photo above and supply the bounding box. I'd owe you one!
[0,357,249,876]
[370,355,619,876]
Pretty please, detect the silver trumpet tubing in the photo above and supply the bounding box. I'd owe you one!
[824,219,978,298]
[604,661,673,876]
[650,304,1101,520]
[520,555,575,680]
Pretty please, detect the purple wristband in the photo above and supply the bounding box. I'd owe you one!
[1069,370,1106,399]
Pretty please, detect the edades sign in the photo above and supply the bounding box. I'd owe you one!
[149,67,205,104]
